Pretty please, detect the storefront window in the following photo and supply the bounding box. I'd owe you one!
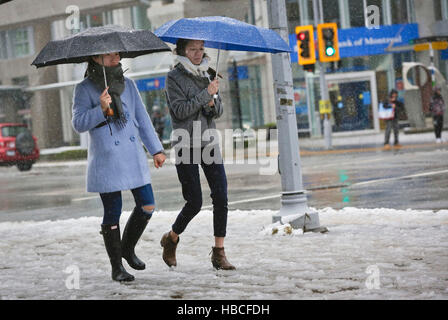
[132,4,152,30]
[391,0,409,24]
[322,0,340,26]
[434,0,447,21]
[228,63,264,130]
[348,0,365,28]
[0,27,34,59]
[286,0,300,34]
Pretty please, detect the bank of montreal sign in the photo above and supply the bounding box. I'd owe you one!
[290,23,419,63]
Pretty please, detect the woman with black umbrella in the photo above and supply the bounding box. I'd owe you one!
[72,52,166,282]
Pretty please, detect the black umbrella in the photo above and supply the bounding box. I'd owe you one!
[31,24,171,68]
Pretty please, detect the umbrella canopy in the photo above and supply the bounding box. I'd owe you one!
[154,16,291,53]
[32,25,171,68]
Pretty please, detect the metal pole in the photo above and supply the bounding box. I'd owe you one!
[232,59,243,130]
[313,0,332,149]
[267,0,326,232]
[429,43,436,87]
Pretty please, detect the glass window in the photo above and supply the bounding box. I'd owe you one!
[12,76,29,86]
[434,0,443,21]
[0,31,8,59]
[286,0,300,35]
[132,5,151,30]
[322,0,340,26]
[348,0,365,27]
[1,125,28,137]
[391,0,408,24]
[0,27,34,59]
[12,28,30,57]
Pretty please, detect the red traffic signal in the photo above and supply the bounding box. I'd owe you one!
[295,25,316,66]
[298,32,307,41]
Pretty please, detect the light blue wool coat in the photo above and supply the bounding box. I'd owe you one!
[72,77,163,193]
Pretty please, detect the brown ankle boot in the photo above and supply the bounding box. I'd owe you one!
[211,247,236,270]
[160,231,179,267]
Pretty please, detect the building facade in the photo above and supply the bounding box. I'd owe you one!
[0,0,447,148]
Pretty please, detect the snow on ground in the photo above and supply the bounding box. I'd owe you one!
[0,208,447,300]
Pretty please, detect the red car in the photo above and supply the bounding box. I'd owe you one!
[0,123,40,171]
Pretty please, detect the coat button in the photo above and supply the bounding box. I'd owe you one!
[115,140,120,146]
[125,112,130,119]
[130,136,135,142]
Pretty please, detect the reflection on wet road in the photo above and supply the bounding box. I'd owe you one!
[1,144,447,222]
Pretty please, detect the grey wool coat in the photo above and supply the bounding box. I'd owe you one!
[165,63,223,148]
[72,77,163,193]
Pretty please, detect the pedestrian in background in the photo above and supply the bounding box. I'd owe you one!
[151,105,165,141]
[430,86,445,143]
[383,89,405,149]
[72,52,166,282]
[161,38,235,270]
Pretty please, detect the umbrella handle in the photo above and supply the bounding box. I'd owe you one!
[102,62,114,116]
[213,49,220,99]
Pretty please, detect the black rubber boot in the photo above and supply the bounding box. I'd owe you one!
[100,224,135,282]
[122,207,152,270]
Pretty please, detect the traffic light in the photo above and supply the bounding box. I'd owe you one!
[317,23,340,62]
[295,25,316,66]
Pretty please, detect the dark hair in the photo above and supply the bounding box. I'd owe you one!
[174,39,206,58]
[174,39,190,56]
[84,57,96,78]
[389,89,398,97]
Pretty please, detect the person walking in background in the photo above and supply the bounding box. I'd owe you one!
[151,105,165,141]
[162,105,172,141]
[161,38,235,271]
[72,52,166,282]
[430,86,445,143]
[383,89,405,149]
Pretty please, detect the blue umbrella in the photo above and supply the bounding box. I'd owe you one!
[154,16,291,53]
[155,16,291,84]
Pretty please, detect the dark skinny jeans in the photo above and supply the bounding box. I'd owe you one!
[433,115,444,139]
[172,148,228,238]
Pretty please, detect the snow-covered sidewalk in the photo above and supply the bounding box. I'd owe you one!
[0,208,447,300]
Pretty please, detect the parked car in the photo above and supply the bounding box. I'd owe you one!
[0,123,39,171]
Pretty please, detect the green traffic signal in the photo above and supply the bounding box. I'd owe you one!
[325,46,336,56]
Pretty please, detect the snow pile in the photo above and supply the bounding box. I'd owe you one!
[0,208,447,300]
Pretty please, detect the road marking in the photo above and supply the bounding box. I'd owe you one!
[351,169,448,187]
[72,196,98,202]
[202,194,280,209]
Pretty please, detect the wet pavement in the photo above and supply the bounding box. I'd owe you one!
[1,134,447,223]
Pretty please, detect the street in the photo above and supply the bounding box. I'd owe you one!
[1,138,448,300]
[1,140,448,222]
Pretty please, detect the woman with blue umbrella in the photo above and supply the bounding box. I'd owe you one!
[160,38,235,270]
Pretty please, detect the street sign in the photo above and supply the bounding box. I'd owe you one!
[413,41,448,51]
[319,100,332,114]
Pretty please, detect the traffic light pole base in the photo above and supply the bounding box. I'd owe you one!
[272,192,328,233]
